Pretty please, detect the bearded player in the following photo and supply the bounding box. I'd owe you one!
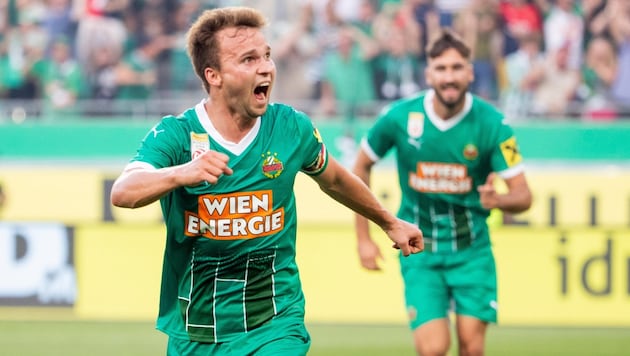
[354,28,532,356]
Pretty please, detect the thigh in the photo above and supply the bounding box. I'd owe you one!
[401,255,451,330]
[447,247,497,323]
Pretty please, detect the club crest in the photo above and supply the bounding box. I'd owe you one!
[463,143,478,160]
[261,151,284,179]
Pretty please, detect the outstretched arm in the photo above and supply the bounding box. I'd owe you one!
[311,155,424,259]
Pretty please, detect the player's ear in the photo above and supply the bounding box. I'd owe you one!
[467,62,474,83]
[424,68,431,87]
[204,67,221,87]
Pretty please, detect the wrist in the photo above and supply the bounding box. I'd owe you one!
[377,213,398,233]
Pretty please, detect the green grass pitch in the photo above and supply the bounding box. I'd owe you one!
[0,320,629,355]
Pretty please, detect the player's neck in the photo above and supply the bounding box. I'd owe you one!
[204,99,257,143]
[432,101,465,121]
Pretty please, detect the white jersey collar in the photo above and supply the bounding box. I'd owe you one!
[194,99,261,156]
[424,89,472,131]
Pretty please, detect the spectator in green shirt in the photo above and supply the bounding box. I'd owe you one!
[31,36,84,119]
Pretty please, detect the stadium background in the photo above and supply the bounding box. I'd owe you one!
[2,118,630,355]
[1,119,630,325]
[2,0,630,354]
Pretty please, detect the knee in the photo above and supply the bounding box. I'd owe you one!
[458,339,484,356]
[413,318,452,356]
[414,336,450,356]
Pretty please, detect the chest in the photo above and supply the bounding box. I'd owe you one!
[398,119,486,167]
[180,131,304,197]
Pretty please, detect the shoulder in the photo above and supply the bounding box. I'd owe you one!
[470,95,505,126]
[264,102,314,130]
[158,107,198,129]
[380,92,427,118]
[468,96,517,145]
[146,107,200,143]
[266,102,308,119]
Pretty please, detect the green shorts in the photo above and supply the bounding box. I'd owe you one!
[399,242,497,330]
[166,317,310,356]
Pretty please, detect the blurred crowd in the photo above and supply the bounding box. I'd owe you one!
[0,0,629,122]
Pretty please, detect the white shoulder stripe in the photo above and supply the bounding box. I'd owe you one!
[124,161,156,171]
[360,138,381,163]
[498,164,525,179]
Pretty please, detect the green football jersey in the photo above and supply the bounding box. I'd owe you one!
[363,90,524,253]
[129,101,328,343]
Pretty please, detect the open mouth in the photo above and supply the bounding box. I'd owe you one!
[440,85,460,97]
[254,83,270,101]
[440,84,459,91]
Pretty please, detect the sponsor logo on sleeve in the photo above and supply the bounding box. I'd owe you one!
[500,136,522,167]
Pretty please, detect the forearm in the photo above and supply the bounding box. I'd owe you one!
[320,157,423,258]
[111,167,181,208]
[351,150,380,242]
[321,172,395,229]
[495,188,532,214]
[317,160,395,231]
[355,214,373,243]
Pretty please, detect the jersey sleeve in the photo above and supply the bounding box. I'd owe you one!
[293,110,328,176]
[363,106,396,161]
[490,121,525,179]
[130,117,183,169]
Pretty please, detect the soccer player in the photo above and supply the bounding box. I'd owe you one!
[353,28,532,356]
[110,7,423,356]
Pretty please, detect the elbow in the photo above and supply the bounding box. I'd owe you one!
[110,186,141,209]
[111,197,144,209]
[110,191,131,209]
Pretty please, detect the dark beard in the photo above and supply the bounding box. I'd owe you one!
[434,85,468,110]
